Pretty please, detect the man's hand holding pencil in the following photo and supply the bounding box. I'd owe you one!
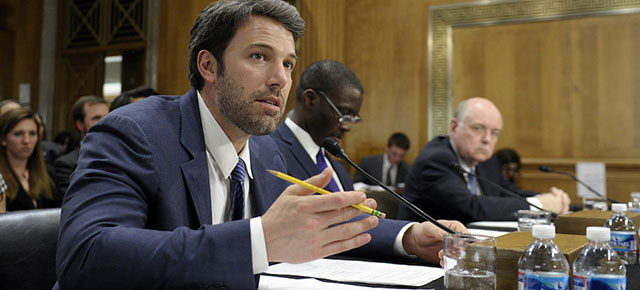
[261,168,380,264]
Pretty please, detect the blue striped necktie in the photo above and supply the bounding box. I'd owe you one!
[230,158,246,220]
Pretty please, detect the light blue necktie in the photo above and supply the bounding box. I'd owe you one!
[468,168,478,195]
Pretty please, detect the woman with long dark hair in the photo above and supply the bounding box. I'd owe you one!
[0,107,56,211]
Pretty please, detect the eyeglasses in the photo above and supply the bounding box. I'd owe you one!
[464,122,500,139]
[314,90,362,124]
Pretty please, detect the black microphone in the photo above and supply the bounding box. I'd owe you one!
[448,163,559,220]
[321,138,456,234]
[538,165,620,203]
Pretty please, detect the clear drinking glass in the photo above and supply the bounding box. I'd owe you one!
[444,233,497,290]
[516,209,551,232]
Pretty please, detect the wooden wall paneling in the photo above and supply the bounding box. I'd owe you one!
[341,0,429,166]
[156,0,211,95]
[519,159,640,206]
[3,0,42,109]
[53,53,105,133]
[0,30,14,100]
[335,0,470,166]
[290,0,345,115]
[452,13,640,160]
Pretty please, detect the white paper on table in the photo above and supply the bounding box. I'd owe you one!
[264,258,443,287]
[353,182,385,192]
[258,275,434,290]
[576,162,606,198]
[466,221,518,230]
[468,228,510,237]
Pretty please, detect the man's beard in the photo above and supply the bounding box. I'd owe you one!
[215,72,284,136]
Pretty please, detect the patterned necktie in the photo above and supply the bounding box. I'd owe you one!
[316,149,340,192]
[468,168,478,195]
[230,158,246,221]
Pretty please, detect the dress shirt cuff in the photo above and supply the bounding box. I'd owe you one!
[527,196,543,211]
[393,222,419,257]
[250,217,269,274]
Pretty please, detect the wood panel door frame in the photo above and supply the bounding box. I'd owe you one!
[428,0,640,139]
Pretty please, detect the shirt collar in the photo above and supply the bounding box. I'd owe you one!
[449,138,473,174]
[197,90,253,179]
[382,152,392,169]
[284,116,321,162]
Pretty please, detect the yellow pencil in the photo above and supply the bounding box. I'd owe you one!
[267,169,386,218]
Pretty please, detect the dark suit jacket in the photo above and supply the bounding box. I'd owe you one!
[353,154,410,186]
[270,123,354,191]
[53,147,79,198]
[56,89,291,289]
[398,136,536,224]
[270,123,410,260]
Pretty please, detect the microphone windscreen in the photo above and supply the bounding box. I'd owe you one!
[321,137,343,157]
[539,165,553,172]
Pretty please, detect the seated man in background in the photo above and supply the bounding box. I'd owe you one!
[493,147,521,185]
[398,97,570,224]
[53,96,109,197]
[109,86,158,111]
[353,132,411,188]
[55,2,464,289]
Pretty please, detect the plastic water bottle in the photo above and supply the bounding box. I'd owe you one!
[573,227,626,290]
[517,224,569,290]
[604,203,637,264]
[628,192,640,213]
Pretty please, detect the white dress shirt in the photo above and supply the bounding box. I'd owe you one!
[284,118,344,191]
[197,91,268,274]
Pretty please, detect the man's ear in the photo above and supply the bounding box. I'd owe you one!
[197,50,218,85]
[75,119,84,133]
[302,89,318,110]
[450,118,459,135]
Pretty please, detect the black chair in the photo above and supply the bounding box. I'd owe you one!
[0,208,61,290]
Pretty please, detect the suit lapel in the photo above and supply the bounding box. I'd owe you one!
[275,124,319,177]
[373,155,384,181]
[327,157,353,191]
[248,136,290,216]
[475,164,491,197]
[179,89,212,225]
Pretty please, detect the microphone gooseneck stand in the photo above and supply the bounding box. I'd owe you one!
[321,138,456,234]
[539,165,620,204]
[448,163,558,220]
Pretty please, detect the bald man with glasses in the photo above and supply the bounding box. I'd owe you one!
[398,98,570,224]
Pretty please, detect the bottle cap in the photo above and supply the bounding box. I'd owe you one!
[532,224,555,239]
[611,203,627,212]
[586,227,610,242]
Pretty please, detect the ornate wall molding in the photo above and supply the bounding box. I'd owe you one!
[428,0,640,138]
[65,0,146,50]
